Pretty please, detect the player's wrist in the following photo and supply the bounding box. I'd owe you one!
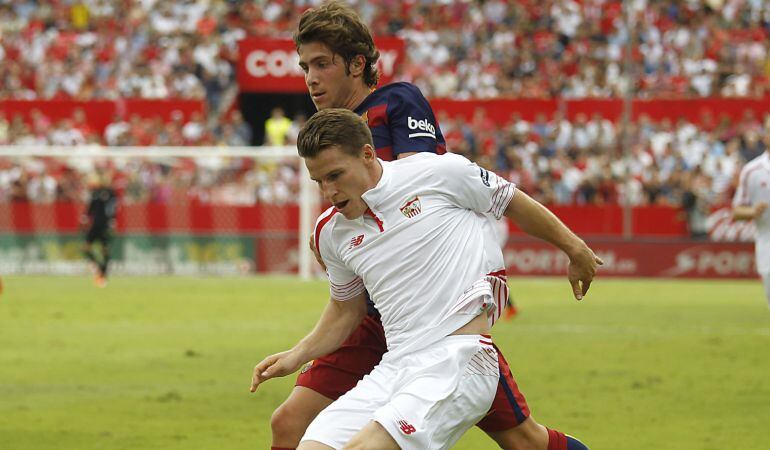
[564,238,589,261]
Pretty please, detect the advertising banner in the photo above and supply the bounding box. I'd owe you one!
[237,37,406,92]
[504,239,757,279]
[0,234,264,275]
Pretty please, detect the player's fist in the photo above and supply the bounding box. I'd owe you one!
[249,350,304,392]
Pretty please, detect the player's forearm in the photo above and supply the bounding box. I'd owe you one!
[504,190,587,259]
[291,296,366,363]
[733,206,758,221]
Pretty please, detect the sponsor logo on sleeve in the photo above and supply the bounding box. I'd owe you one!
[479,167,490,187]
[407,116,436,139]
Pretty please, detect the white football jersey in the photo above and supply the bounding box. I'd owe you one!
[733,151,770,273]
[314,153,513,358]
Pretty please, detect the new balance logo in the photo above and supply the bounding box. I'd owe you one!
[399,196,422,218]
[397,420,416,435]
[407,116,436,139]
[349,234,365,249]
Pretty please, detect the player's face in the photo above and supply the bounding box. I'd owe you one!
[306,145,378,219]
[298,42,359,110]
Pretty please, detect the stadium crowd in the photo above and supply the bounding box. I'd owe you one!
[2,0,770,225]
[2,0,770,103]
[0,108,763,215]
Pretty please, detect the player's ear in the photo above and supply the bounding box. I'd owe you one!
[350,55,365,77]
[361,144,376,162]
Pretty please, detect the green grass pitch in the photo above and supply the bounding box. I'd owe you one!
[1,275,769,449]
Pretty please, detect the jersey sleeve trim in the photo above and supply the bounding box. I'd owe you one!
[330,277,366,300]
[488,179,516,219]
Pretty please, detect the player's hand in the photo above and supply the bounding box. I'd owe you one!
[249,350,304,392]
[755,202,768,217]
[567,243,603,301]
[308,235,326,271]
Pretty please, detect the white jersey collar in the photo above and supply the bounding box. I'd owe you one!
[361,158,392,209]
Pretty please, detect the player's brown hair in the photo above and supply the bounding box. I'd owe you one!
[294,1,380,87]
[297,109,373,158]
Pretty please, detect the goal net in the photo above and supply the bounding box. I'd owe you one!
[0,145,320,278]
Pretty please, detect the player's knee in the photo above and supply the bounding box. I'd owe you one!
[270,401,313,443]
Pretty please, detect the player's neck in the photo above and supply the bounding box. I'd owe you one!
[344,84,372,111]
[367,159,384,190]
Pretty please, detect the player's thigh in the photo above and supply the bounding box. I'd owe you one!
[375,335,498,449]
[476,343,531,435]
[344,421,399,450]
[273,386,334,431]
[302,363,395,449]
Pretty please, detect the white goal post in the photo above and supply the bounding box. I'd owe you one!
[0,145,320,279]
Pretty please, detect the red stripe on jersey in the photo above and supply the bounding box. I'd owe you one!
[365,208,384,232]
[365,104,388,127]
[314,208,339,256]
[376,146,394,161]
[740,165,763,204]
[487,269,507,278]
[436,143,447,155]
[479,339,494,346]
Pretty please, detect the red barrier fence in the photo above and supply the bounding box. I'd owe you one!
[0,202,736,239]
[0,99,206,133]
[430,97,770,125]
[0,202,299,234]
[2,98,768,130]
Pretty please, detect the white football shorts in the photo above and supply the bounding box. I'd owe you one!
[301,334,499,449]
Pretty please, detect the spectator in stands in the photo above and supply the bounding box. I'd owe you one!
[263,107,292,146]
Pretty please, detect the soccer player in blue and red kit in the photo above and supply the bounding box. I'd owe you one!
[265,2,590,449]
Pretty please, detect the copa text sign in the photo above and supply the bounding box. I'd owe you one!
[237,38,405,93]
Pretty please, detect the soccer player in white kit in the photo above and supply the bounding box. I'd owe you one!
[733,149,770,307]
[250,109,602,449]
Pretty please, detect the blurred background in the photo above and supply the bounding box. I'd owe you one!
[0,0,765,278]
[2,2,770,450]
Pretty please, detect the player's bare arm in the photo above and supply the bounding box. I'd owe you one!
[733,202,768,221]
[250,292,367,392]
[504,190,603,300]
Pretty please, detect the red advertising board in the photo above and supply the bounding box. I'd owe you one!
[237,38,406,93]
[430,98,770,125]
[504,239,757,279]
[0,99,204,134]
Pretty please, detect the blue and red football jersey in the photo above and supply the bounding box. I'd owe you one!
[354,82,446,161]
